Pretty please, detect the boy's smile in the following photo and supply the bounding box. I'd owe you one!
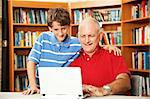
[50,21,69,42]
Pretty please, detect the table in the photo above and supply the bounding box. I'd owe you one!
[0,92,149,99]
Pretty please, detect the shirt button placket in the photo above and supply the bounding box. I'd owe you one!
[87,58,90,61]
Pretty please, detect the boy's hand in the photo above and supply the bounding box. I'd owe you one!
[101,45,122,56]
[22,86,40,95]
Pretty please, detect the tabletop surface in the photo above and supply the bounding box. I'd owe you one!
[0,92,149,99]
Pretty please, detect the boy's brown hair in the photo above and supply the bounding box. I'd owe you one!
[47,8,70,27]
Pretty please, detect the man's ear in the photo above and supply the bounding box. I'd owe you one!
[99,32,104,41]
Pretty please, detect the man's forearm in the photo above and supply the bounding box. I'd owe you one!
[108,73,131,94]
[27,61,37,87]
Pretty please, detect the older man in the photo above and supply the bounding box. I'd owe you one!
[70,17,131,97]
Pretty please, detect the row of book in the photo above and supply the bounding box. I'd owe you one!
[15,75,28,91]
[101,31,122,45]
[132,0,149,19]
[73,8,121,24]
[14,54,28,69]
[14,31,40,47]
[13,8,47,24]
[132,51,150,70]
[131,75,150,96]
[132,25,150,44]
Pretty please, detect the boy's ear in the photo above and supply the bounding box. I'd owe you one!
[48,26,52,31]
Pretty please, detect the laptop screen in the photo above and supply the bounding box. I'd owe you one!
[38,67,83,98]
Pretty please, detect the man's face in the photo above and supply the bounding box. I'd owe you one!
[79,22,100,56]
[50,21,69,42]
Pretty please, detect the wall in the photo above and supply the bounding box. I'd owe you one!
[0,0,2,91]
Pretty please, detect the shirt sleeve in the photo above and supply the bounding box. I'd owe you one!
[111,54,131,78]
[63,52,80,67]
[28,34,43,64]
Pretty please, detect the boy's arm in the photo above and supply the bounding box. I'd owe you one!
[101,45,122,56]
[23,61,40,95]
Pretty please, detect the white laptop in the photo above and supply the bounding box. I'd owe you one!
[38,67,83,99]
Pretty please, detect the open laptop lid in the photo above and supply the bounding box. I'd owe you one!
[38,67,83,98]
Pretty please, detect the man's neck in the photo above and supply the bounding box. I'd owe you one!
[85,46,99,58]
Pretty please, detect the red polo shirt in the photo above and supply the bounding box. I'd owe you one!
[70,47,130,87]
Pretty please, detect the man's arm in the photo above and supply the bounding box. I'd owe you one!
[83,73,131,96]
[22,61,40,95]
[103,73,131,95]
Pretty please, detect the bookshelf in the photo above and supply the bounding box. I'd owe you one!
[69,1,122,45]
[69,0,150,96]
[8,0,68,92]
[122,0,150,96]
[7,0,150,95]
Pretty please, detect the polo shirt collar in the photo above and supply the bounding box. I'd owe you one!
[81,46,102,58]
[51,33,71,47]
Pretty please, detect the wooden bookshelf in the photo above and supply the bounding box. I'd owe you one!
[122,0,150,96]
[8,0,68,92]
[70,1,122,42]
[8,0,150,94]
[121,0,150,71]
[70,0,150,96]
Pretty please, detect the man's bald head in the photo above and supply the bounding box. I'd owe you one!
[78,17,102,36]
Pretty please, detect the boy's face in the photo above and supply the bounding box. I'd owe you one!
[50,21,69,42]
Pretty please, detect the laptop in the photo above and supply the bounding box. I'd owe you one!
[38,67,83,99]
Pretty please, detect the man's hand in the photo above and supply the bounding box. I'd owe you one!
[83,84,104,97]
[101,45,122,56]
[22,86,40,95]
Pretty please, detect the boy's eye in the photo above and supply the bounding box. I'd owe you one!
[54,29,58,31]
[61,28,66,30]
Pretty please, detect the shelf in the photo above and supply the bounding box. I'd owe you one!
[102,44,150,47]
[70,0,121,9]
[122,44,150,47]
[104,30,121,33]
[129,68,150,73]
[122,17,150,23]
[122,0,136,4]
[14,68,27,76]
[71,21,121,27]
[71,24,79,27]
[12,0,68,9]
[13,23,48,27]
[14,46,32,49]
[102,21,121,25]
[14,68,27,72]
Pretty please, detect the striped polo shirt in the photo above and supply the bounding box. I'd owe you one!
[28,32,81,80]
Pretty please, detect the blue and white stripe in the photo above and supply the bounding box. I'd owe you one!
[28,32,81,82]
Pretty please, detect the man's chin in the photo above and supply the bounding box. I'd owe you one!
[83,49,92,53]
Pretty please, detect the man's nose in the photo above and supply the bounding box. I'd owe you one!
[85,36,90,43]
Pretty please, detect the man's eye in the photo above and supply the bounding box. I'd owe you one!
[90,35,95,37]
[80,35,85,37]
